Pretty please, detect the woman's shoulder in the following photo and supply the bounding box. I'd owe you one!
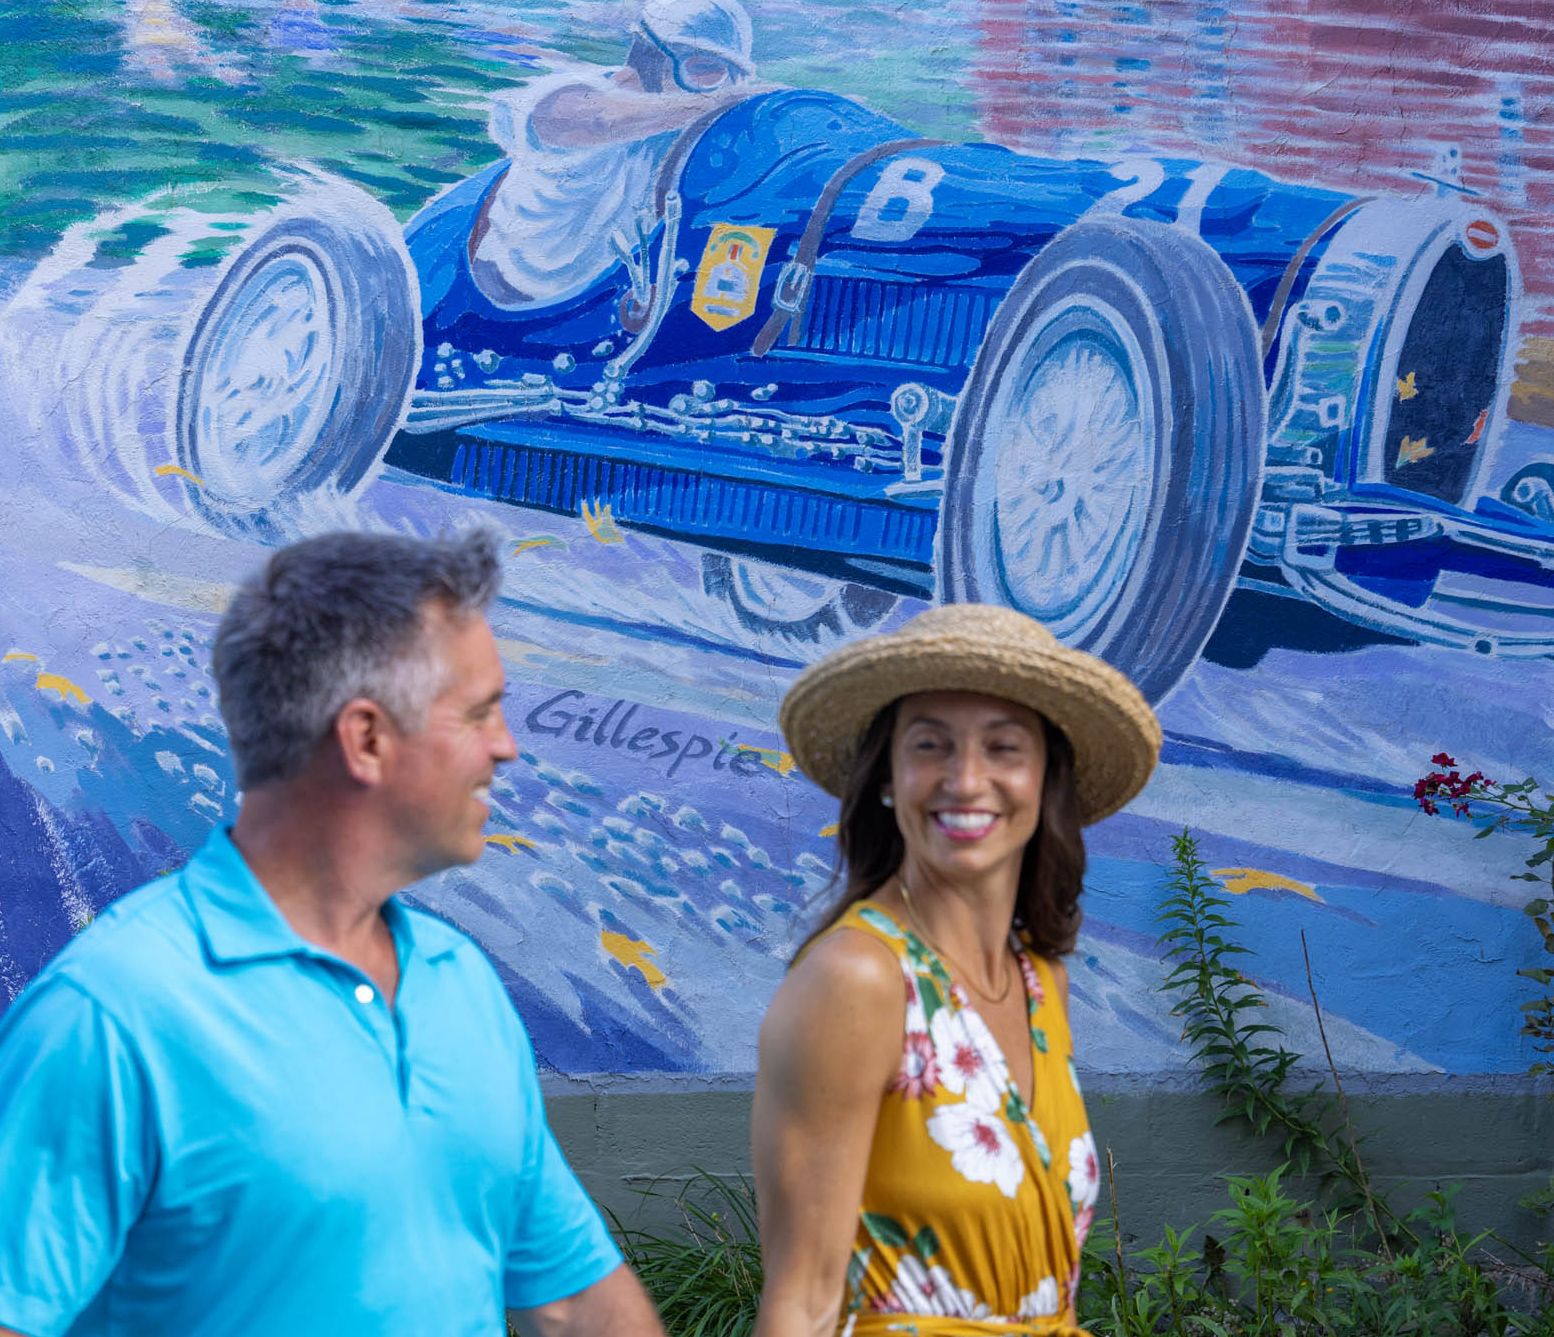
[793,907,909,1001]
[761,910,907,1088]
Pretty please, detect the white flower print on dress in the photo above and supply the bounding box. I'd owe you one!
[927,1101,1025,1198]
[1067,1130,1100,1212]
[1017,1276,1061,1319]
[882,1254,992,1319]
[928,1005,1008,1112]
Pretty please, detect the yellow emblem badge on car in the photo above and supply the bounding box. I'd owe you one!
[691,224,777,331]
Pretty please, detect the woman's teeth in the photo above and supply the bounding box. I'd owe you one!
[934,811,994,834]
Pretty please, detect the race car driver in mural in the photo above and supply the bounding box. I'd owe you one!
[471,0,761,310]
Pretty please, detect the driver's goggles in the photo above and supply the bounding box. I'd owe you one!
[668,46,734,92]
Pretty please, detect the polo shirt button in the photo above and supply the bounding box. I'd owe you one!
[354,984,375,1005]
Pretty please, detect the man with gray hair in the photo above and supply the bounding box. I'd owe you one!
[0,530,665,1337]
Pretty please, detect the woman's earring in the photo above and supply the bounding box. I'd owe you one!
[880,793,894,809]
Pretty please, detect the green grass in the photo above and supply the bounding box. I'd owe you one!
[613,1171,762,1337]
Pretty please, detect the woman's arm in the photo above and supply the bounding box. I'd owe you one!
[752,930,904,1337]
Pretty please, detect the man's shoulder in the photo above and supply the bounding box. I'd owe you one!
[49,864,195,970]
[44,867,198,993]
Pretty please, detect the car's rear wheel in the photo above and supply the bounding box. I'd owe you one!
[938,215,1266,702]
[701,554,898,643]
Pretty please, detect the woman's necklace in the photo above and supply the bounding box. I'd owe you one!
[897,874,1015,1006]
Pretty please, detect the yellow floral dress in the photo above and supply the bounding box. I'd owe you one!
[826,902,1097,1336]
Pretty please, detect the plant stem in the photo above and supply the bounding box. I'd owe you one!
[1107,1146,1129,1328]
[1301,927,1390,1259]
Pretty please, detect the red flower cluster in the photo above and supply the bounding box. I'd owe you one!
[1414,752,1492,817]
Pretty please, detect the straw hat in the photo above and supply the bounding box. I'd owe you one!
[779,604,1161,824]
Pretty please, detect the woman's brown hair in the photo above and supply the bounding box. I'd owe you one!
[796,698,1087,958]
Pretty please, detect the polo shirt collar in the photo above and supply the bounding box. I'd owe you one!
[382,893,459,964]
[184,827,455,966]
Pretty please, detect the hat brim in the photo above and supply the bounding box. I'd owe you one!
[778,620,1161,824]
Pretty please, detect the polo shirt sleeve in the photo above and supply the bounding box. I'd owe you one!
[501,1019,622,1310]
[0,977,157,1337]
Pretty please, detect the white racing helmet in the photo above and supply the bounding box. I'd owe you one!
[635,0,755,86]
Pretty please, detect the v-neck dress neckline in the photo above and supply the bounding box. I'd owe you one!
[890,907,1039,1112]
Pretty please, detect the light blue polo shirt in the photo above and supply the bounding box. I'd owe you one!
[0,827,621,1337]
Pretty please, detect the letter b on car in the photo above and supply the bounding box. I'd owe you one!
[852,158,944,243]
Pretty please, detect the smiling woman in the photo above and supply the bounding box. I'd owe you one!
[752,604,1160,1337]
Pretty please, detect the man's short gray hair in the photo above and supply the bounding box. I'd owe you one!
[213,529,503,789]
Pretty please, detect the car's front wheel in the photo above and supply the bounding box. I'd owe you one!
[938,215,1266,702]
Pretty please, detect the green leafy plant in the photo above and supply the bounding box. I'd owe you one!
[1082,1170,1554,1335]
[1156,830,1394,1240]
[612,1171,762,1337]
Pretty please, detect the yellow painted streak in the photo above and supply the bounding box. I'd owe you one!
[2,650,39,663]
[491,635,611,674]
[58,562,234,615]
[35,671,91,706]
[819,822,839,838]
[600,931,666,990]
[1396,434,1434,466]
[152,463,206,486]
[1396,370,1418,401]
[511,537,558,555]
[736,744,796,776]
[580,500,624,544]
[1213,867,1324,903]
[485,834,537,854]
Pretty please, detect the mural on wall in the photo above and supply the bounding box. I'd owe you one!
[2,0,1552,1081]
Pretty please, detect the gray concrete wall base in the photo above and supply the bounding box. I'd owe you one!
[546,1087,1554,1253]
[1086,1089,1554,1253]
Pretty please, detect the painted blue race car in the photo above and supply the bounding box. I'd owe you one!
[172,89,1554,701]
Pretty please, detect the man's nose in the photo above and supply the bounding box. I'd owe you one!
[491,711,519,764]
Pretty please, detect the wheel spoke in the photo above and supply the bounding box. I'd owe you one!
[986,306,1157,632]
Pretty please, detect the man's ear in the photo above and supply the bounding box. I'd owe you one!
[334,697,394,786]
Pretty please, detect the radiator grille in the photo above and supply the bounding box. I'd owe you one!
[795,277,995,368]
